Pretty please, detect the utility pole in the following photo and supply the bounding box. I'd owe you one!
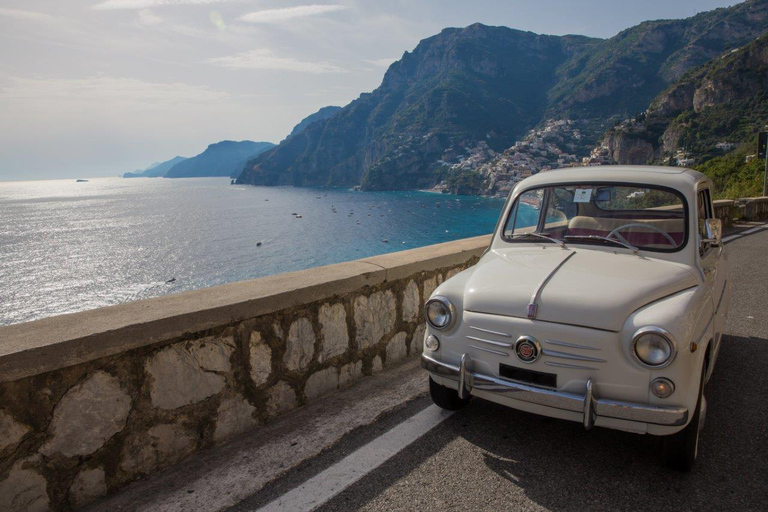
[761,128,768,197]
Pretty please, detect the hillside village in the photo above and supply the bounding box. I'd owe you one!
[432,115,744,197]
[432,119,609,196]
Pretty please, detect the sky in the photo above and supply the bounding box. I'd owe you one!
[0,0,741,181]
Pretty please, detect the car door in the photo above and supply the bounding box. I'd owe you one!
[696,187,727,368]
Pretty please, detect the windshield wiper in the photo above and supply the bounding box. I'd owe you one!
[563,235,638,253]
[512,232,567,249]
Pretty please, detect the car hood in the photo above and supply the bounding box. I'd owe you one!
[463,247,699,331]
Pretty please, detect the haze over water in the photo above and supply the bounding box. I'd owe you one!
[0,177,505,326]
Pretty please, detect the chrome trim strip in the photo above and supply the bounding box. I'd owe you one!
[545,361,600,371]
[465,310,618,333]
[545,339,601,351]
[542,349,606,363]
[583,379,595,430]
[465,335,513,349]
[458,354,470,400]
[694,315,714,345]
[422,354,688,427]
[527,251,576,319]
[716,279,727,313]
[469,326,512,338]
[468,344,509,357]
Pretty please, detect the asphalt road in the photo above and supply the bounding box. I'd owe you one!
[233,227,768,511]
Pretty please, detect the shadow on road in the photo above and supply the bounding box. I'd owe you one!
[321,335,767,511]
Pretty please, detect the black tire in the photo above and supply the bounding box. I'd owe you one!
[663,367,706,471]
[429,377,471,411]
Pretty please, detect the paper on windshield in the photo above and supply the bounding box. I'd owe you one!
[573,188,592,202]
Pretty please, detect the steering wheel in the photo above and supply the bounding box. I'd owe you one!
[607,222,677,247]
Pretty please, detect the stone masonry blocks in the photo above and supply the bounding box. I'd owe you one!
[354,290,396,350]
[41,371,132,457]
[284,318,316,372]
[145,337,233,410]
[318,303,349,361]
[305,367,340,401]
[249,331,272,387]
[386,332,408,366]
[402,280,420,323]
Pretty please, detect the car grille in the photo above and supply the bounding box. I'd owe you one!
[466,324,607,371]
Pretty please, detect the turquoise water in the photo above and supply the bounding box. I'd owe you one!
[0,177,506,325]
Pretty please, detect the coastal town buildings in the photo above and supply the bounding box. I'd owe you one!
[434,119,607,196]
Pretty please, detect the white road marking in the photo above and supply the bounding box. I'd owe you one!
[722,223,768,243]
[258,405,454,512]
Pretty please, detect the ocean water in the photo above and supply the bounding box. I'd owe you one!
[0,177,506,326]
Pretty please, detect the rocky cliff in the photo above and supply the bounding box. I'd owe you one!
[603,31,768,165]
[285,106,342,140]
[238,0,768,190]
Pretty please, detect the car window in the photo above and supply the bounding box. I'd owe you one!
[503,183,687,252]
[698,188,714,256]
[506,189,543,236]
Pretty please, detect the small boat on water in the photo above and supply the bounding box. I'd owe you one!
[256,241,262,247]
[296,214,303,218]
[76,179,89,182]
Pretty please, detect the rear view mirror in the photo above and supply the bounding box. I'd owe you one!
[595,188,612,202]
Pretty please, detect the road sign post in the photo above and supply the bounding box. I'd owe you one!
[759,132,768,196]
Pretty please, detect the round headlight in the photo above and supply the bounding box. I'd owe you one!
[632,327,676,368]
[425,297,454,330]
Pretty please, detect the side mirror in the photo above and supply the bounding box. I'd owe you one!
[702,218,722,247]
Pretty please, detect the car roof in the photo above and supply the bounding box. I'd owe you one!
[518,165,709,191]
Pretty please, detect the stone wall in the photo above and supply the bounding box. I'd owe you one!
[713,199,735,228]
[0,236,489,511]
[741,196,768,222]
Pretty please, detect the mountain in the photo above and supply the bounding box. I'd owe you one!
[547,0,768,118]
[123,156,187,178]
[239,27,597,189]
[602,32,768,166]
[165,141,275,179]
[237,0,768,191]
[285,106,342,140]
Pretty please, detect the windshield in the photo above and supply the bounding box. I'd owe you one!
[502,184,688,252]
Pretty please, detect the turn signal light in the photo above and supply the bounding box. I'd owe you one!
[651,378,675,398]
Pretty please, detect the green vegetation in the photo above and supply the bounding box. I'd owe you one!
[696,136,766,199]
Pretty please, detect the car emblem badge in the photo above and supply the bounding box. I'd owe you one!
[515,336,541,363]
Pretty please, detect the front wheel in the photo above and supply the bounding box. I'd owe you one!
[429,377,470,411]
[663,367,706,471]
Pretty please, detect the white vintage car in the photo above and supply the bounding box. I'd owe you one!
[422,166,730,470]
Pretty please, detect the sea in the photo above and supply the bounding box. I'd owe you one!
[0,177,507,326]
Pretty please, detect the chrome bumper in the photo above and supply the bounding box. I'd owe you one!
[422,353,688,428]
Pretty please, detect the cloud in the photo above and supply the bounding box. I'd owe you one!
[205,49,345,73]
[363,57,397,67]
[240,4,349,24]
[1,76,229,106]
[92,0,235,10]
[0,8,56,21]
[138,9,163,25]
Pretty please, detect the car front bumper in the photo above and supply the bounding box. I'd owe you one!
[422,353,688,429]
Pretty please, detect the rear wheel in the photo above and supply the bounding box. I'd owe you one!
[663,367,706,471]
[429,377,470,411]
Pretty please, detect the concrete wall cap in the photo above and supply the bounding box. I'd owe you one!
[0,237,489,383]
